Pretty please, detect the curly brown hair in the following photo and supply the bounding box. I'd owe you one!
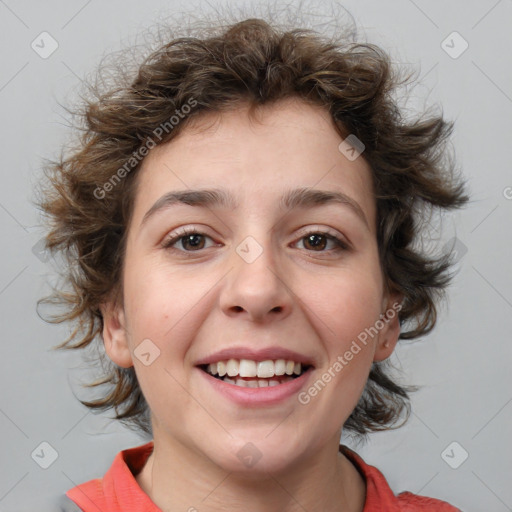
[35,16,468,439]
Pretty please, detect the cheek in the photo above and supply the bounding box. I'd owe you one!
[302,259,383,396]
[308,263,384,346]
[306,279,381,422]
[121,259,213,394]
[123,258,208,341]
[296,273,382,438]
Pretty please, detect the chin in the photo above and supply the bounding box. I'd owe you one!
[205,435,304,476]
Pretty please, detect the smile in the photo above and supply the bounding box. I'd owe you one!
[199,358,312,388]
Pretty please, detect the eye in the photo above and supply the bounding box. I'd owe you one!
[293,230,349,253]
[161,227,216,253]
[161,227,350,255]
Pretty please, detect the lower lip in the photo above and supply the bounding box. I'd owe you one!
[196,367,314,406]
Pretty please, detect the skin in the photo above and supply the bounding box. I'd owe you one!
[100,97,402,512]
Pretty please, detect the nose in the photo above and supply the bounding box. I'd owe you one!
[219,235,294,324]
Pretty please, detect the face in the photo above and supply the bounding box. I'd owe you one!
[102,97,401,475]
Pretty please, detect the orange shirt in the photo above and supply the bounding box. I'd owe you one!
[66,442,461,511]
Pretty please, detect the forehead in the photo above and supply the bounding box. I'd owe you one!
[131,97,376,230]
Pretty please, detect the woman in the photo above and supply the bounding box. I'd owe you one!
[38,15,467,512]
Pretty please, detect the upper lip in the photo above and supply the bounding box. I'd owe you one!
[195,347,316,367]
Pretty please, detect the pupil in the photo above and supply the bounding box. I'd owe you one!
[306,234,326,250]
[184,234,204,250]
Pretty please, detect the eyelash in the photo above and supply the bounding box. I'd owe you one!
[161,226,350,256]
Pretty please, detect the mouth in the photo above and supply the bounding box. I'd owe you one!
[197,359,313,388]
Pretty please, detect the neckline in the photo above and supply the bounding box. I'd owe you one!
[113,441,397,512]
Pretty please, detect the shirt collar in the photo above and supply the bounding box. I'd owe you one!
[69,441,401,511]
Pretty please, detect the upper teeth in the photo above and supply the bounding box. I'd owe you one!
[206,359,303,378]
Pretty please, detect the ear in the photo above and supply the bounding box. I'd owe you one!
[373,290,403,362]
[99,298,133,368]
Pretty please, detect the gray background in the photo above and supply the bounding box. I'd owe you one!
[1,0,511,510]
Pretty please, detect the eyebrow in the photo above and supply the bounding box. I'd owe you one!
[140,187,370,229]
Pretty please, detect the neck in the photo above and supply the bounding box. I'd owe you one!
[135,432,366,512]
